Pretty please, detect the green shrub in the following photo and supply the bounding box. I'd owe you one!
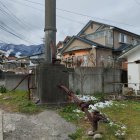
[0,85,7,93]
[94,92,105,101]
[76,89,80,95]
[59,105,84,122]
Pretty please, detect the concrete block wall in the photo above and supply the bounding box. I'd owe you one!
[1,72,28,91]
[69,67,122,94]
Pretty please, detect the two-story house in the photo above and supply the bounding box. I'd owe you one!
[59,20,140,68]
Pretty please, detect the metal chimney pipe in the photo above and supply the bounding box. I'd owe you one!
[44,0,57,63]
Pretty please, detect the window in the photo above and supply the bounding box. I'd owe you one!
[119,33,127,43]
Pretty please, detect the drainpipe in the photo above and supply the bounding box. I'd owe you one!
[113,29,115,49]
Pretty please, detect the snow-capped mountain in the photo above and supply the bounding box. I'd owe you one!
[0,43,44,57]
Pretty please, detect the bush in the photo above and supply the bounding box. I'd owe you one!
[0,85,7,93]
[76,89,80,95]
[94,92,105,101]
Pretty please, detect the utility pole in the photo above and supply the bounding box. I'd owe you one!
[36,0,68,104]
[44,0,56,63]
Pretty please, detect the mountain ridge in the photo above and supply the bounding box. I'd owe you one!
[0,43,44,57]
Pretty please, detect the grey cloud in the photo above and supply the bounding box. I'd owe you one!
[0,0,140,45]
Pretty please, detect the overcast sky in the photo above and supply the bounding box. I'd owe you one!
[0,0,140,45]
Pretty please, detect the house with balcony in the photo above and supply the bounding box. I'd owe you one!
[78,20,140,49]
[59,20,140,68]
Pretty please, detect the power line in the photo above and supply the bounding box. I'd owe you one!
[5,0,84,26]
[14,0,137,27]
[56,8,135,27]
[0,21,24,38]
[18,0,43,6]
[0,1,33,31]
[0,0,42,44]
[0,40,5,43]
[134,0,140,5]
[6,0,44,11]
[0,6,28,39]
[57,15,85,25]
[0,24,33,44]
[0,0,43,33]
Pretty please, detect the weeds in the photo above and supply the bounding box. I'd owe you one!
[68,128,92,140]
[0,85,7,93]
[0,90,43,114]
[59,105,84,122]
[59,99,140,140]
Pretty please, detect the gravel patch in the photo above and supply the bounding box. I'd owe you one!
[3,110,76,140]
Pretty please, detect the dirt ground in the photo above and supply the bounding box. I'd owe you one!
[2,110,76,140]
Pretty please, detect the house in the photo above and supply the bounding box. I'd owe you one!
[77,20,140,50]
[57,36,71,59]
[119,44,140,94]
[60,36,113,68]
[58,20,140,68]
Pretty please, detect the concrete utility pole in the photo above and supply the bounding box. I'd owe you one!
[44,0,56,63]
[36,0,68,104]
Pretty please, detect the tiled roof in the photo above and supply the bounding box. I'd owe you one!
[113,44,132,52]
[77,20,140,38]
[60,36,112,54]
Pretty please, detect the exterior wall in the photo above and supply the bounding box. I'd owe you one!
[96,49,112,67]
[69,67,122,94]
[63,50,90,59]
[64,39,91,53]
[127,50,140,91]
[122,61,128,70]
[80,23,101,37]
[113,30,139,49]
[62,47,98,68]
[88,48,96,66]
[62,39,93,67]
[0,72,28,90]
[62,50,91,68]
[114,30,122,49]
[85,29,113,48]
[89,37,106,46]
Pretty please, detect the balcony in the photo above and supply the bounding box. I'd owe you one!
[85,30,113,48]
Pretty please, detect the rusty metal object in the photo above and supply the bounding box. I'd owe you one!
[10,74,29,92]
[10,74,36,101]
[58,85,108,132]
[50,41,61,64]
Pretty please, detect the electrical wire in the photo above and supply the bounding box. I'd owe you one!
[0,1,33,31]
[57,15,85,25]
[0,24,33,44]
[0,7,34,44]
[3,0,84,26]
[12,0,138,27]
[0,0,43,44]
[0,1,41,44]
[134,0,140,5]
[0,40,5,43]
[18,0,43,6]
